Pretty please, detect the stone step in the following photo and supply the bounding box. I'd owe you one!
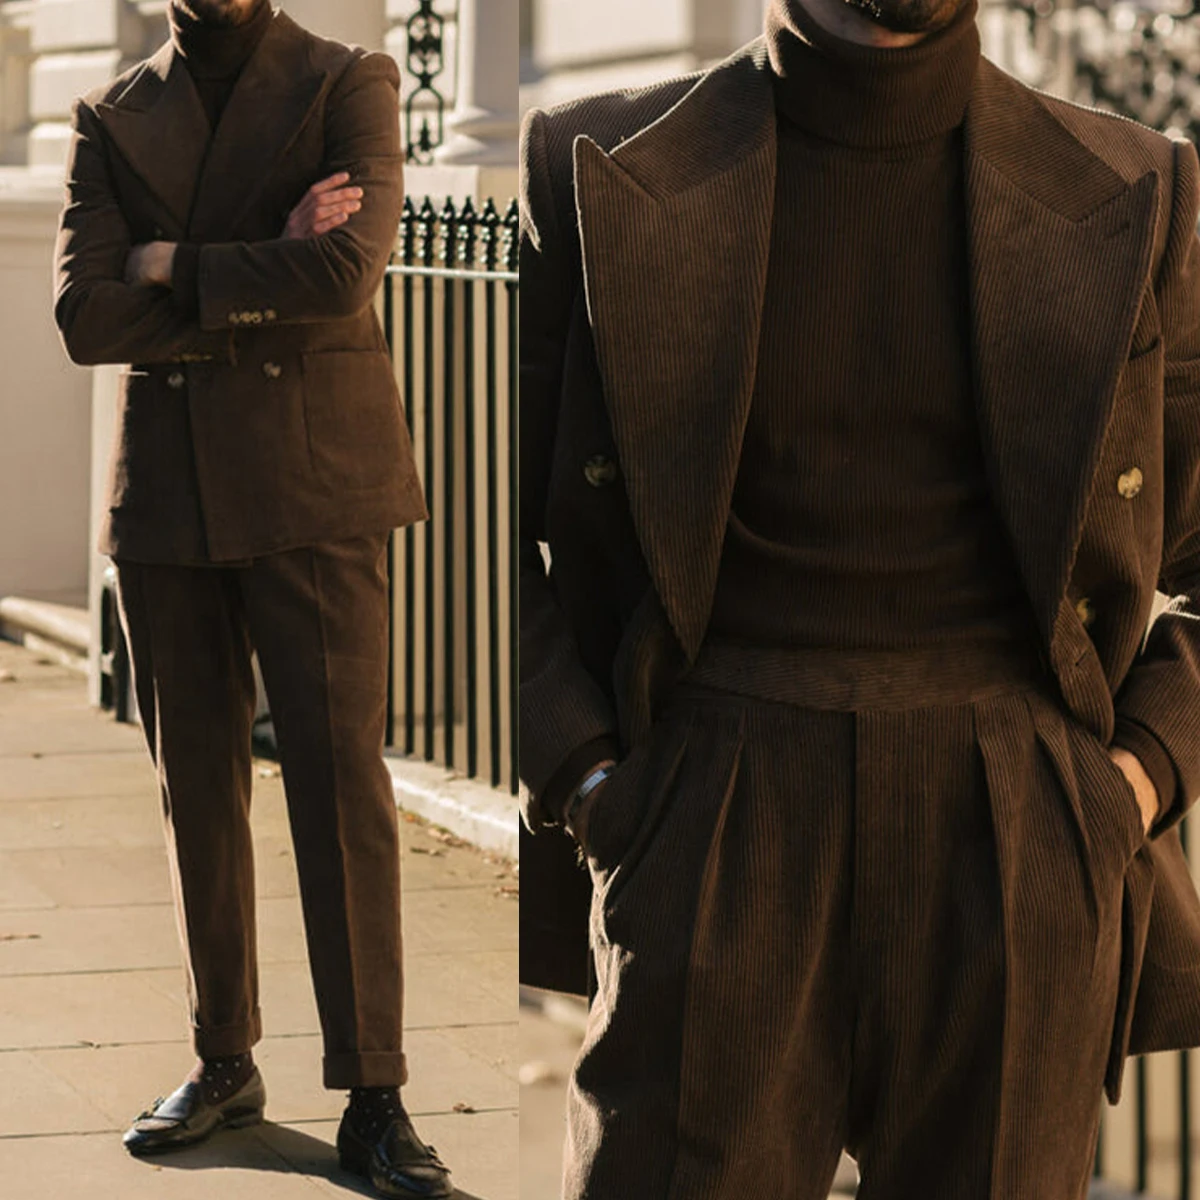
[0,595,88,674]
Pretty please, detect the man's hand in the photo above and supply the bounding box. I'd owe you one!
[1110,747,1160,835]
[124,241,177,287]
[284,172,363,239]
[565,761,617,851]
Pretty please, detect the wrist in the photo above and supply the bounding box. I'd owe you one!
[564,760,617,836]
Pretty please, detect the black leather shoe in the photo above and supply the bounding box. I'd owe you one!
[337,1107,453,1198]
[122,1069,266,1156]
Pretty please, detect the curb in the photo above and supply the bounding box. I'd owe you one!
[0,596,88,675]
[386,754,519,861]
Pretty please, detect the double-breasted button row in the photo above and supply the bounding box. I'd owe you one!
[1117,467,1144,500]
[584,455,618,488]
[262,362,283,379]
[228,308,279,326]
[167,371,185,390]
[1076,597,1096,629]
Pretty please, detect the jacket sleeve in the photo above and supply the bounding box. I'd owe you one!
[53,100,232,367]
[194,52,404,331]
[519,108,621,831]
[1112,136,1200,839]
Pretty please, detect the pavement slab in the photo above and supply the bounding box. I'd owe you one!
[0,638,516,1199]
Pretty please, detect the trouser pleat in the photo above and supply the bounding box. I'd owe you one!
[115,534,406,1087]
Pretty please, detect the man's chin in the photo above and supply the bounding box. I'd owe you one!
[179,0,253,26]
[843,0,964,34]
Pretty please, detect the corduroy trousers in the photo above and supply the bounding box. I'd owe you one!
[114,533,407,1089]
[566,640,1146,1200]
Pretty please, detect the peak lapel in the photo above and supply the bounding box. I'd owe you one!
[965,61,1159,641]
[187,11,330,239]
[575,42,777,661]
[95,44,210,235]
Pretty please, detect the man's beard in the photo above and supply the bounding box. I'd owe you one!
[843,0,965,34]
[176,0,257,28]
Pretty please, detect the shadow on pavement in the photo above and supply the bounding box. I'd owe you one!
[127,1121,487,1200]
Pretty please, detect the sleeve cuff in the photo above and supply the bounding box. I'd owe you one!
[537,735,621,827]
[1113,716,1177,824]
[170,243,201,319]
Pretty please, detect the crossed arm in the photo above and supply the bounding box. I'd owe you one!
[55,51,404,366]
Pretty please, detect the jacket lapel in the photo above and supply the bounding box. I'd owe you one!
[964,60,1159,644]
[95,43,210,235]
[575,43,777,661]
[187,10,330,240]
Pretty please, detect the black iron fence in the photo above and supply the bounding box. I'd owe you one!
[382,195,520,794]
[985,0,1200,144]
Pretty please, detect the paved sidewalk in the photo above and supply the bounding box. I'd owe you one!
[0,639,517,1200]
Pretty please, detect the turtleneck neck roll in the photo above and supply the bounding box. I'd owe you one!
[765,0,980,148]
[169,0,273,82]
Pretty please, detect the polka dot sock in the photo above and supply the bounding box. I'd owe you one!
[187,1052,256,1106]
[347,1086,406,1143]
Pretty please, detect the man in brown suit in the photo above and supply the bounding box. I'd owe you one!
[54,2,451,1196]
[520,0,1200,1193]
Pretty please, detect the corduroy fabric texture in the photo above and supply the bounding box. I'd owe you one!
[115,534,408,1089]
[518,26,1200,1048]
[55,12,425,564]
[567,651,1146,1199]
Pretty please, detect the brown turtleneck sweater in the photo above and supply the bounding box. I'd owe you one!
[708,0,1039,658]
[168,0,274,313]
[706,0,1173,815]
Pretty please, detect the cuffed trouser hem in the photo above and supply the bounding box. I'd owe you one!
[324,1050,409,1089]
[193,1009,263,1060]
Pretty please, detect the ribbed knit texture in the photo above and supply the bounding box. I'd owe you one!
[169,0,272,128]
[710,0,1037,654]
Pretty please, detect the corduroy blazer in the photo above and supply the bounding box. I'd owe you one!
[54,9,427,563]
[520,38,1200,1086]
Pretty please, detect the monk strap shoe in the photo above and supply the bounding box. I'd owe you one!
[122,1069,266,1156]
[336,1107,453,1198]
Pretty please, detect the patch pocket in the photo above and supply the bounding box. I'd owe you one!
[300,349,412,491]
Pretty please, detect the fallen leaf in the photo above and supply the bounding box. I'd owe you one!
[410,846,446,857]
[495,885,519,900]
[452,1102,476,1114]
[0,669,15,683]
[0,933,41,942]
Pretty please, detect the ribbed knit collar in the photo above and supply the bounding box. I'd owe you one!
[169,0,273,80]
[766,0,980,148]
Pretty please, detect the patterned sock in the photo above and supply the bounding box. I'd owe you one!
[187,1052,256,1106]
[347,1085,407,1142]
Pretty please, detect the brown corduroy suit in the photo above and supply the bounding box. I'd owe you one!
[520,35,1200,1200]
[54,9,426,1088]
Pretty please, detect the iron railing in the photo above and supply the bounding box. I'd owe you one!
[984,0,1200,144]
[401,0,457,164]
[382,195,520,794]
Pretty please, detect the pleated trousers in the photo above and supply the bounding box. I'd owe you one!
[114,533,407,1089]
[566,640,1146,1200]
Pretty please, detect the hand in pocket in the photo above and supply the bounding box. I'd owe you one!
[1107,747,1159,837]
